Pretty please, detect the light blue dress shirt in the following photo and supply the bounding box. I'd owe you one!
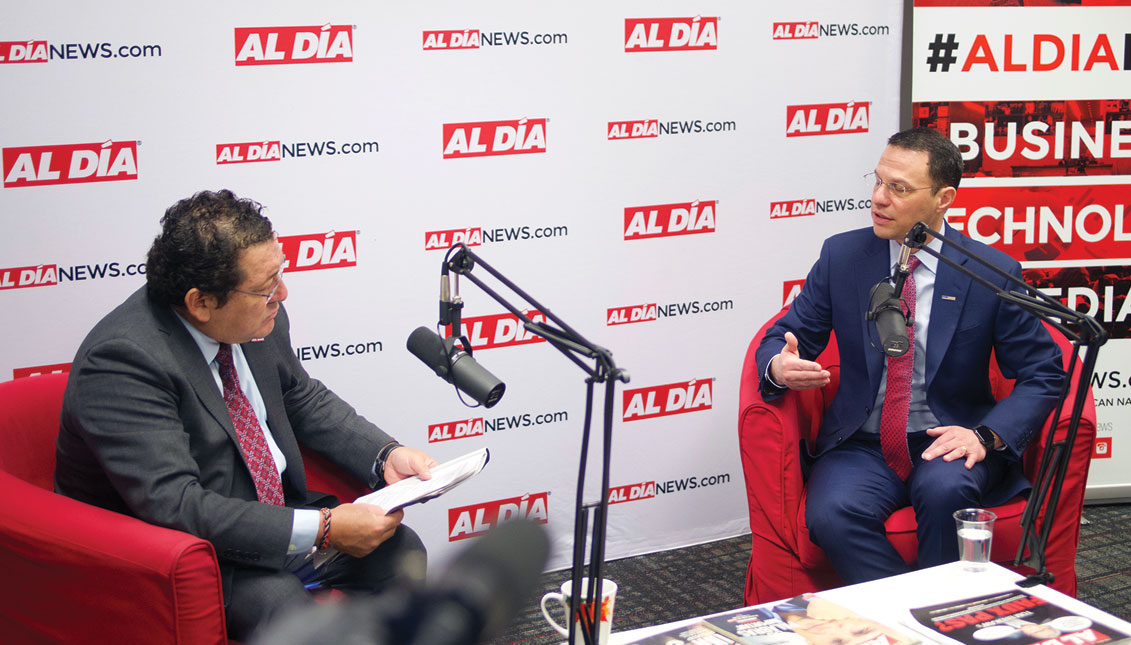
[175,314,318,553]
[859,237,944,436]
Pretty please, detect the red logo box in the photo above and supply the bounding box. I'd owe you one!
[3,141,138,187]
[235,25,353,65]
[625,17,718,52]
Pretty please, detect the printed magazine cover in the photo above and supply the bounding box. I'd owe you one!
[630,593,918,645]
[631,623,742,645]
[910,590,1131,645]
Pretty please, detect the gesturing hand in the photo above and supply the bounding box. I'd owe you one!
[771,331,831,390]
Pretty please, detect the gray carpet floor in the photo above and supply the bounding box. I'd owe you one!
[487,503,1131,644]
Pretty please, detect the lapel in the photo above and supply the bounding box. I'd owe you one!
[925,222,972,385]
[150,298,241,446]
[856,234,892,388]
[242,337,304,491]
[150,293,306,499]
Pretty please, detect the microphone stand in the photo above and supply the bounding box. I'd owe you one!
[903,222,1107,587]
[441,244,630,645]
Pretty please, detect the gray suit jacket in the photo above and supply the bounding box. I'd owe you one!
[56,286,392,574]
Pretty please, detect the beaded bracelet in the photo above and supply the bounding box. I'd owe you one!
[318,507,332,550]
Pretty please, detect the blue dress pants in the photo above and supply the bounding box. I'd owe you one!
[805,430,1008,585]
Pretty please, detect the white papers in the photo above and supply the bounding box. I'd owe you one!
[310,447,489,569]
[354,447,490,513]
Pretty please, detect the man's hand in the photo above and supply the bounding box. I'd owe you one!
[770,331,831,390]
[326,504,403,558]
[384,446,439,485]
[922,426,985,469]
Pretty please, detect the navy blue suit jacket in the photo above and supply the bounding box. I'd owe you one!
[755,224,1065,504]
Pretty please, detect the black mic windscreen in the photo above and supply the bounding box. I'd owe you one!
[407,326,450,379]
[868,281,910,357]
[869,280,895,310]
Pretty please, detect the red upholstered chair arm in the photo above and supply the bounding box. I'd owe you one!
[739,399,811,554]
[301,445,370,503]
[737,316,838,560]
[0,471,227,645]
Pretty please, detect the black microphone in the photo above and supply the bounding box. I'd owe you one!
[248,520,550,645]
[407,519,550,645]
[867,242,915,357]
[407,326,505,408]
[867,281,909,357]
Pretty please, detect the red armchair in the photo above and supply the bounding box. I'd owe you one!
[0,372,367,644]
[738,306,1097,605]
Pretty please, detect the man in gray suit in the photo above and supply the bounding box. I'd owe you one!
[55,189,437,640]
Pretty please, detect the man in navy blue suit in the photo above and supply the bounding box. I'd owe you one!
[755,128,1065,584]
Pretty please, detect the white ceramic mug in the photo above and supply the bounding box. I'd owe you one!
[540,578,618,645]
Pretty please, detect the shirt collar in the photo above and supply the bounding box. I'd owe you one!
[889,233,942,276]
[174,311,223,365]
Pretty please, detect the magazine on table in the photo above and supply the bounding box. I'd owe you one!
[629,593,919,645]
[908,590,1131,645]
[630,622,744,645]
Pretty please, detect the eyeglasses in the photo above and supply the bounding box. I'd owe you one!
[232,268,284,301]
[866,172,932,198]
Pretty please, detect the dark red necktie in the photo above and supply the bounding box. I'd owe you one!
[879,255,921,481]
[215,343,285,506]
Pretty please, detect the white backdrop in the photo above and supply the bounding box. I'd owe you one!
[0,1,903,571]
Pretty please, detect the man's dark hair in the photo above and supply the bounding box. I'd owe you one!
[887,127,964,192]
[146,190,275,308]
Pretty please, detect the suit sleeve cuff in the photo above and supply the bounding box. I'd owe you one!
[762,358,788,395]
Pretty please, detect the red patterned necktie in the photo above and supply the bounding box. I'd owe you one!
[215,343,285,506]
[879,255,921,482]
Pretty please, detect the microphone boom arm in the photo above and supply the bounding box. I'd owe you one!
[439,243,629,645]
[444,245,624,381]
[904,222,1107,588]
[905,222,1104,344]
